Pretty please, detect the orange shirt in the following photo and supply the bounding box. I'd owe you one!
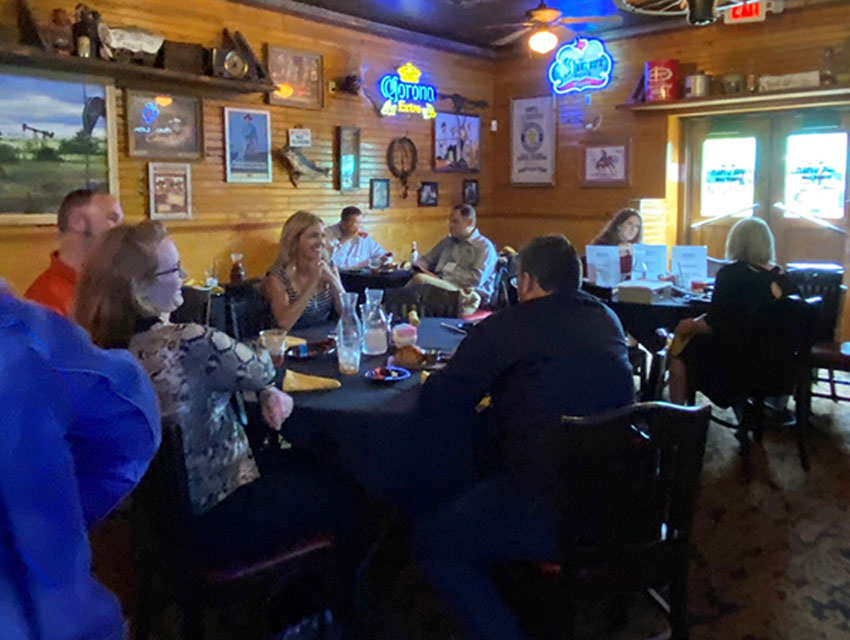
[24,252,78,316]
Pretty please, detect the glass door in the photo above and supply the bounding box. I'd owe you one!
[769,110,850,265]
[683,115,772,259]
[683,109,850,267]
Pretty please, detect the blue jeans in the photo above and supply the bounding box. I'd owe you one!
[413,476,557,640]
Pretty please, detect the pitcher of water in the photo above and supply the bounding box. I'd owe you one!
[336,292,362,375]
[361,290,389,356]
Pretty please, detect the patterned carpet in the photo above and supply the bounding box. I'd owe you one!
[98,387,850,639]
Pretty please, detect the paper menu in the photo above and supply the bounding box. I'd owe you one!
[631,244,668,280]
[585,245,623,287]
[671,246,708,287]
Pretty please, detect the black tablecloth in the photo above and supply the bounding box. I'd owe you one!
[609,296,710,352]
[277,317,472,514]
[339,269,413,303]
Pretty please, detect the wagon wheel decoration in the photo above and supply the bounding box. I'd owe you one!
[387,136,418,199]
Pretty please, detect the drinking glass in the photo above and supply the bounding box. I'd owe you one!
[364,288,384,307]
[259,329,288,368]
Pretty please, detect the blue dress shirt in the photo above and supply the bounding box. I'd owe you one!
[0,289,161,640]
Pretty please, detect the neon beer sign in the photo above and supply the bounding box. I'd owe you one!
[548,38,613,95]
[379,62,437,120]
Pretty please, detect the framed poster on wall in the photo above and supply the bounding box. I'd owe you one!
[148,162,192,220]
[510,96,556,186]
[580,140,631,188]
[223,107,272,183]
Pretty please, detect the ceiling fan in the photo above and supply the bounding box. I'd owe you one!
[614,0,779,26]
[488,1,623,51]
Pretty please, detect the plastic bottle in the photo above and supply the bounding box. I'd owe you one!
[409,241,419,266]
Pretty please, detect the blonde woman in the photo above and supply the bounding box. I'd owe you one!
[74,221,353,566]
[668,217,794,406]
[265,211,345,330]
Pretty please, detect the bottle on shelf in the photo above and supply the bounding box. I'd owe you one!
[821,47,836,87]
[746,59,758,93]
[409,241,419,266]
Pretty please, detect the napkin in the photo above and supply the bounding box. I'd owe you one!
[283,369,341,392]
[284,335,307,349]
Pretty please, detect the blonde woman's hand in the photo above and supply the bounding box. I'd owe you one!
[320,260,344,292]
[260,387,294,430]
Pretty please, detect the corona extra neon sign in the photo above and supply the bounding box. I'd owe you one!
[379,62,437,120]
[548,38,613,95]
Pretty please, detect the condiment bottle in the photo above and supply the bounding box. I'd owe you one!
[409,241,418,266]
[229,253,246,284]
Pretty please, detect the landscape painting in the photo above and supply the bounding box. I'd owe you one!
[0,73,112,223]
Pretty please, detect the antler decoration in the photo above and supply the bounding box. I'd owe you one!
[437,92,489,113]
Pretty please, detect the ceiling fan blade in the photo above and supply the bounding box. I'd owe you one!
[482,21,534,30]
[553,24,577,41]
[558,15,623,25]
[491,26,533,47]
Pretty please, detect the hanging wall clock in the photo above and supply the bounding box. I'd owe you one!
[387,136,417,198]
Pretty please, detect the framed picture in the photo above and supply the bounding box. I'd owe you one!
[336,126,360,191]
[581,140,632,188]
[224,107,272,183]
[369,178,389,210]
[511,96,557,186]
[434,112,480,172]
[418,181,439,207]
[126,91,203,159]
[0,72,119,225]
[463,179,479,206]
[266,44,323,109]
[148,162,191,220]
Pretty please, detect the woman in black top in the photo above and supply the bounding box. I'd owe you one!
[669,217,794,406]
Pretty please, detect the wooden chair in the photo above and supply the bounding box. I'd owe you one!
[535,402,711,640]
[688,295,821,470]
[171,286,228,331]
[225,278,276,340]
[132,423,335,640]
[787,264,848,402]
[641,329,671,402]
[383,284,460,318]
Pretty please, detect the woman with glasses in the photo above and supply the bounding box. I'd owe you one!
[73,221,355,568]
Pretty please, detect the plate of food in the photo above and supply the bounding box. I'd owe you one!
[285,339,336,360]
[365,366,411,382]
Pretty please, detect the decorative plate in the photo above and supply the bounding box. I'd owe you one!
[365,365,411,382]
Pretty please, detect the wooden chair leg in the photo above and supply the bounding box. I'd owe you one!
[668,564,690,640]
[829,368,838,402]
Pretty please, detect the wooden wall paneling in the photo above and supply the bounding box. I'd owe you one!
[489,3,850,255]
[0,0,496,291]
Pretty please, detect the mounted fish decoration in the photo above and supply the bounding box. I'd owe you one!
[279,145,330,187]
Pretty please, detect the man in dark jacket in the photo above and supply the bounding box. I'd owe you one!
[414,235,634,640]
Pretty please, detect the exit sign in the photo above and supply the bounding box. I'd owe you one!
[723,1,766,23]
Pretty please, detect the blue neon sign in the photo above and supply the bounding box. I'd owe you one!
[378,62,437,119]
[548,38,613,95]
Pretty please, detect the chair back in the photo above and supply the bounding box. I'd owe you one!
[226,279,275,340]
[542,403,710,555]
[786,264,845,343]
[383,286,423,320]
[707,256,731,277]
[132,420,198,567]
[171,287,228,331]
[641,329,671,402]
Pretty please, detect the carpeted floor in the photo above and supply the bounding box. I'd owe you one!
[101,386,850,639]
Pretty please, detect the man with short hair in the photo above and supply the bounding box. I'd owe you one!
[414,235,634,640]
[412,204,498,313]
[326,206,390,269]
[25,189,125,316]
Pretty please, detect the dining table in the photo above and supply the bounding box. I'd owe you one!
[339,268,414,303]
[258,317,473,516]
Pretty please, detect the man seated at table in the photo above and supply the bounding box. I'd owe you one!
[411,204,498,315]
[414,234,634,640]
[326,206,391,270]
[25,189,125,316]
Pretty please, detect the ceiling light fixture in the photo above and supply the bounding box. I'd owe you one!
[528,28,558,54]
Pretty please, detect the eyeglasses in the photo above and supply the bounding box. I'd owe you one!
[155,263,186,278]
